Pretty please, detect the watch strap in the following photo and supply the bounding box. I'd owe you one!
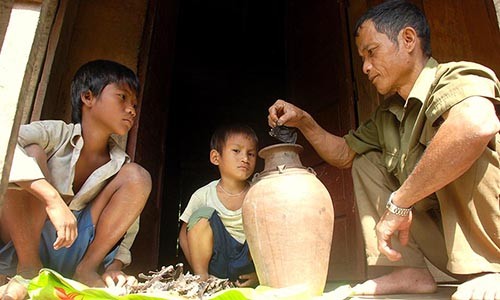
[386,192,412,217]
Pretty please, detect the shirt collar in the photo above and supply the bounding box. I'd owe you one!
[109,136,131,164]
[71,123,130,163]
[379,57,439,120]
[407,57,439,103]
[70,123,84,149]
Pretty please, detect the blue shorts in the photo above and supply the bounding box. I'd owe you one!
[0,204,118,278]
[187,207,255,282]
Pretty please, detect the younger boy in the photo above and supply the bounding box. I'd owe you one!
[178,123,259,287]
[0,60,152,295]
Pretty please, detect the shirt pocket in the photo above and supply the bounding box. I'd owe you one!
[382,149,399,175]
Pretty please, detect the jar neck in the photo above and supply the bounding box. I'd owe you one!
[259,143,304,172]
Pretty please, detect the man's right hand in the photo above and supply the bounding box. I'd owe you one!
[267,99,306,129]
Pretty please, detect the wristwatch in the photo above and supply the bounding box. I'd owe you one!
[385,192,412,217]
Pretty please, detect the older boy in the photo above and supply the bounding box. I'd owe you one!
[178,123,259,287]
[0,60,151,295]
[268,1,499,299]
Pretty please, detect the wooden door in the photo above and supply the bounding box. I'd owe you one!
[126,0,179,274]
[285,0,365,280]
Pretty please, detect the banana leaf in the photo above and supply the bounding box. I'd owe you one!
[27,269,353,300]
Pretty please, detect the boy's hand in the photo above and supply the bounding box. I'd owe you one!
[102,260,137,289]
[102,270,137,288]
[45,199,78,250]
[16,178,78,250]
[235,272,259,288]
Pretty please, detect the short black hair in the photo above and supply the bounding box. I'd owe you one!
[354,0,431,57]
[210,123,259,154]
[70,59,140,123]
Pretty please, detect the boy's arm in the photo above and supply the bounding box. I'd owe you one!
[10,144,77,249]
[15,178,77,249]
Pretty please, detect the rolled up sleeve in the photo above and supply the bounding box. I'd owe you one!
[8,145,45,183]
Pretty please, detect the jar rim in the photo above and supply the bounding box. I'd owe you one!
[258,143,303,159]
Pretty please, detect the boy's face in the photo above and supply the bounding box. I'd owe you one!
[85,82,138,136]
[212,134,257,182]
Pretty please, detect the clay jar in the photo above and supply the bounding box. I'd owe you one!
[242,143,334,296]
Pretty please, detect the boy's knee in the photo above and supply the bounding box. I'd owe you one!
[117,163,152,191]
[187,207,215,231]
[189,217,211,232]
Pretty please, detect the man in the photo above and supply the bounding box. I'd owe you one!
[267,1,500,299]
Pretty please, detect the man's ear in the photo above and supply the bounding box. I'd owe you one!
[400,26,417,52]
[210,149,220,165]
[81,90,94,107]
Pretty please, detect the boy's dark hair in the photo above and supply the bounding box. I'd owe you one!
[70,59,140,123]
[354,0,431,57]
[210,123,259,154]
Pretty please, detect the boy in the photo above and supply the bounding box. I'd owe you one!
[0,59,152,296]
[178,123,259,288]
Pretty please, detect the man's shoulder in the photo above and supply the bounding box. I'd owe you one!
[436,60,498,81]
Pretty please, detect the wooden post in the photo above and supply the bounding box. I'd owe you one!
[0,0,58,204]
[0,0,14,50]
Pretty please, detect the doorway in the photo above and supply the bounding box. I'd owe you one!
[133,0,364,280]
[157,0,288,268]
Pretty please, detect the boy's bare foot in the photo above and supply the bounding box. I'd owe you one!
[0,277,28,300]
[73,269,105,287]
[197,273,209,282]
[452,273,500,300]
[352,267,437,295]
[16,268,39,280]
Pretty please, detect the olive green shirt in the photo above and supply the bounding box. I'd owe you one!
[344,58,500,184]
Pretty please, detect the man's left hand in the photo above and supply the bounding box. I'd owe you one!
[376,210,413,261]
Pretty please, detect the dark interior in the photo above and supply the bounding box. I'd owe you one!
[158,0,288,267]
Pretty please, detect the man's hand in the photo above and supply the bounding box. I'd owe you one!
[376,210,413,261]
[235,272,259,288]
[267,99,306,128]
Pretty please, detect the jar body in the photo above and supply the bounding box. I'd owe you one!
[242,144,334,296]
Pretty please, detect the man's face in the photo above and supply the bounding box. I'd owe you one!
[355,20,409,96]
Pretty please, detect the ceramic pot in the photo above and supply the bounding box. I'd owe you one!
[242,143,334,296]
